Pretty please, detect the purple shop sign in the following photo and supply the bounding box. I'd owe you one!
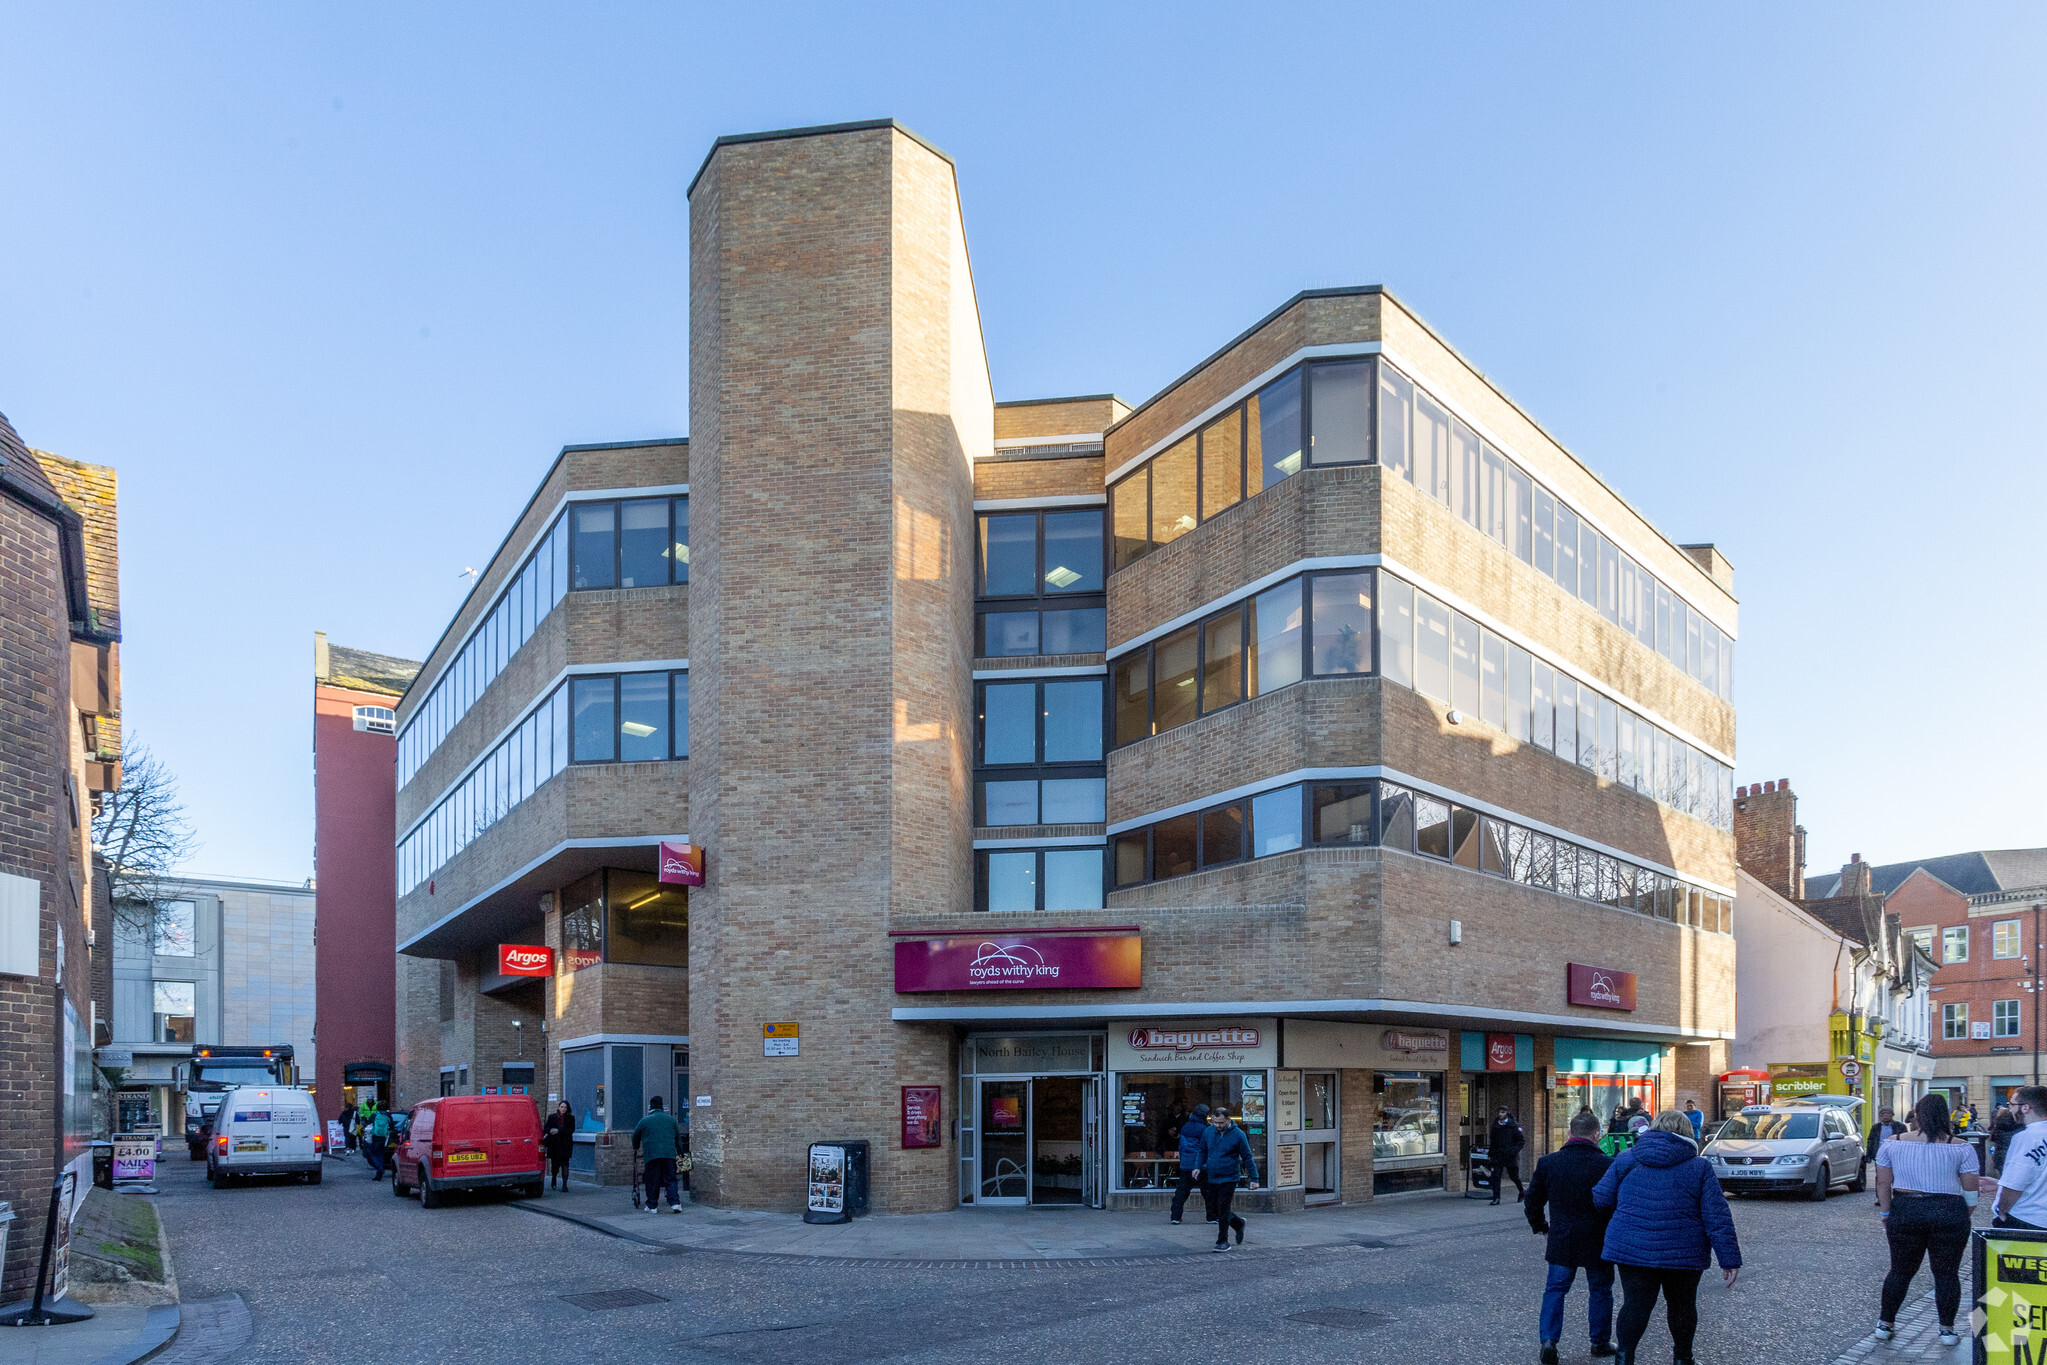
[893,933,1142,992]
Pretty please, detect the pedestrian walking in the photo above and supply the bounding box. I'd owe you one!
[1992,1100,2020,1178]
[1168,1103,1210,1225]
[366,1105,392,1180]
[337,1098,358,1152]
[543,1101,575,1191]
[1682,1102,1703,1141]
[1866,1106,1907,1204]
[1993,1086,2047,1231]
[1489,1106,1527,1205]
[1592,1109,1741,1365]
[632,1096,684,1214]
[1873,1092,1979,1348]
[1526,1109,1618,1362]
[1197,1108,1259,1252]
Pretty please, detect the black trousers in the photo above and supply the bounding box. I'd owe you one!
[1490,1157,1524,1199]
[1169,1167,1205,1220]
[548,1154,569,1187]
[1205,1180,1244,1244]
[1616,1264,1704,1356]
[1882,1193,1971,1328]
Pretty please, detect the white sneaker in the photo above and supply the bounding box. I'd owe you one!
[1873,1324,1894,1341]
[1939,1331,1961,1347]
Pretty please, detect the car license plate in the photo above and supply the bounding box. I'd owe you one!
[235,1142,266,1152]
[446,1151,487,1163]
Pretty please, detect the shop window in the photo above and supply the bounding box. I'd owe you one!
[1372,1071,1443,1161]
[1118,1072,1267,1191]
[604,870,688,968]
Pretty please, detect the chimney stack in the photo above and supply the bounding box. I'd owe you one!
[1734,777,1804,901]
[1838,853,1874,898]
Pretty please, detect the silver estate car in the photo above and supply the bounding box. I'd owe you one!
[1704,1102,1866,1199]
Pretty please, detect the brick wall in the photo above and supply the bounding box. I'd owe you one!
[1733,780,1804,902]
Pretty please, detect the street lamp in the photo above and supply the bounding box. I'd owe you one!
[513,1020,524,1059]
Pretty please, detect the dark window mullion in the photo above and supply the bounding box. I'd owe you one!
[1301,573,1317,679]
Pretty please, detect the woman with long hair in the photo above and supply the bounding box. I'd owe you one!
[1593,1109,1742,1365]
[1874,1092,1978,1347]
[542,1100,576,1191]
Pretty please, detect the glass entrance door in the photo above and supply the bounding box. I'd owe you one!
[1081,1077,1101,1208]
[1302,1071,1338,1204]
[979,1080,1029,1203]
[1031,1076,1085,1205]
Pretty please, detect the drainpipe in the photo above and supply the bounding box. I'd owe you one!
[2034,902,2042,1089]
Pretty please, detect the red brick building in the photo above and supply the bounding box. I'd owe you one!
[0,413,120,1299]
[1817,852,2047,1113]
[312,633,418,1115]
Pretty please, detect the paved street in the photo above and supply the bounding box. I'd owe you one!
[136,1148,1962,1365]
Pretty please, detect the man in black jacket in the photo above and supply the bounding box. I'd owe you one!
[1489,1107,1527,1205]
[1168,1104,1211,1225]
[1526,1109,1618,1362]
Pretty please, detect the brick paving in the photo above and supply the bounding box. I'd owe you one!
[1828,1290,1966,1364]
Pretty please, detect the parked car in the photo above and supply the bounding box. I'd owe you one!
[392,1095,543,1207]
[1703,1102,1866,1199]
[207,1086,324,1187]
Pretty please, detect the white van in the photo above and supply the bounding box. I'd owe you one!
[207,1087,325,1187]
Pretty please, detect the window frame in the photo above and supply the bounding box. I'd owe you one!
[1944,925,1971,964]
[1994,919,2023,960]
[1995,999,2022,1039]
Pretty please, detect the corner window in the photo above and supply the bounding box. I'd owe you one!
[571,502,618,589]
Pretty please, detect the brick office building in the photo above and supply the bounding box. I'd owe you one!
[312,633,420,1115]
[392,120,1740,1210]
[1804,849,2047,1115]
[0,414,121,1297]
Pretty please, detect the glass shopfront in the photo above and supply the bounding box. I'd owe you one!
[1551,1037,1666,1151]
[959,1034,1103,1207]
[1117,1072,1268,1190]
[1373,1070,1445,1194]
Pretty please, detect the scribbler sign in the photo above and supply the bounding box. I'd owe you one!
[1568,963,1637,1011]
[498,944,554,977]
[659,841,704,886]
[894,934,1140,992]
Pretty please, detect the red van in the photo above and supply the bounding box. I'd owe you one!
[392,1096,543,1207]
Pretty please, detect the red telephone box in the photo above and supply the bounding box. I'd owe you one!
[1717,1069,1770,1119]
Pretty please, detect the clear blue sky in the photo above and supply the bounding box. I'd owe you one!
[3,5,2041,883]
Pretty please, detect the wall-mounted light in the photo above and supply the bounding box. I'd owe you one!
[1446,710,1465,726]
[1449,920,1463,946]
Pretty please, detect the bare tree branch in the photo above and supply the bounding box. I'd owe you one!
[91,734,199,940]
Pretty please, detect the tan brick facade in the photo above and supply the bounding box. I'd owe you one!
[387,121,1736,1215]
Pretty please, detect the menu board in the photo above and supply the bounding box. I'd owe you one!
[1274,1070,1302,1133]
[1275,1144,1302,1188]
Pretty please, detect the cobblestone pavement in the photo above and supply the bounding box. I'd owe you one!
[147,1149,1954,1365]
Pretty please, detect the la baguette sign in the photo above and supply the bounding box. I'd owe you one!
[498,944,554,977]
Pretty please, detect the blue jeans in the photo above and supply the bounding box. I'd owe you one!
[1540,1260,1615,1345]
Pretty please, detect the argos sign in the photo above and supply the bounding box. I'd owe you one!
[498,944,554,977]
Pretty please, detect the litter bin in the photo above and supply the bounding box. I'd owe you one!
[91,1140,115,1191]
[803,1140,870,1224]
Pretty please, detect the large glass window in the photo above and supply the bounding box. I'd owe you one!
[1119,1073,1267,1191]
[153,981,196,1043]
[1372,1071,1443,1159]
[151,899,196,956]
[619,672,671,762]
[1042,681,1103,763]
[1151,437,1198,548]
[1308,361,1372,465]
[981,683,1038,765]
[1153,626,1199,732]
[1251,786,1303,856]
[619,498,672,588]
[571,502,618,590]
[572,676,617,763]
[1250,369,1303,493]
[1250,580,1303,695]
[1041,511,1104,594]
[1200,410,1242,521]
[1996,920,2022,959]
[1310,572,1373,676]
[604,869,689,967]
[1377,576,1414,690]
[980,513,1038,596]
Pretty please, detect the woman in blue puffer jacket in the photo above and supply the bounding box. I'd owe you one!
[1592,1109,1742,1365]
